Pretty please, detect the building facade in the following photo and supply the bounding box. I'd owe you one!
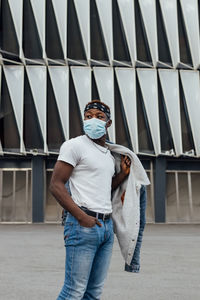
[0,0,200,223]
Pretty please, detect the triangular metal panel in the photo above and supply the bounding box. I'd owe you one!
[74,0,90,61]
[138,0,158,66]
[95,0,113,64]
[26,66,47,152]
[8,0,23,58]
[137,69,161,155]
[3,66,25,153]
[115,68,138,153]
[180,70,200,156]
[93,67,115,142]
[179,0,200,69]
[158,70,182,156]
[117,0,136,66]
[51,0,67,59]
[48,66,69,140]
[71,67,91,119]
[159,0,180,67]
[30,0,45,58]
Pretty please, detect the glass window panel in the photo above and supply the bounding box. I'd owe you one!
[15,171,27,222]
[145,171,154,223]
[2,171,14,222]
[45,171,62,222]
[46,0,64,60]
[23,0,43,59]
[90,0,109,62]
[166,173,177,222]
[191,173,200,222]
[178,173,190,222]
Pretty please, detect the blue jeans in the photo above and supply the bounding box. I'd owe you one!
[57,213,114,300]
[125,185,147,273]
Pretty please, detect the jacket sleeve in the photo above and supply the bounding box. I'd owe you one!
[124,185,147,273]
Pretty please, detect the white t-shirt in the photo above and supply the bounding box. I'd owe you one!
[58,135,115,214]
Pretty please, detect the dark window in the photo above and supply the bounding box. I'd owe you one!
[23,0,43,59]
[158,77,174,151]
[46,0,64,60]
[179,79,195,153]
[112,0,131,63]
[69,70,84,138]
[92,72,100,100]
[0,71,20,151]
[90,0,109,62]
[67,0,86,62]
[177,0,192,66]
[136,75,154,153]
[0,0,19,61]
[156,0,172,65]
[114,74,132,148]
[23,70,44,151]
[135,0,152,64]
[47,71,65,151]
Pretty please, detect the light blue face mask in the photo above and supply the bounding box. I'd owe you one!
[83,118,107,139]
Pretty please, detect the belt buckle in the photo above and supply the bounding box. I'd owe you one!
[102,214,106,221]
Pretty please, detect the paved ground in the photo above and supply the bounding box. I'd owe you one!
[0,224,200,300]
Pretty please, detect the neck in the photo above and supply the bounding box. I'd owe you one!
[91,135,106,147]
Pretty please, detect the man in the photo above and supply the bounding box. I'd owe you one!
[50,100,131,300]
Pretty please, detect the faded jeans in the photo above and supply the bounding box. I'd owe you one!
[57,213,114,300]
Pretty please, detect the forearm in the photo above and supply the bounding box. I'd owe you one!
[50,181,86,222]
[112,171,127,191]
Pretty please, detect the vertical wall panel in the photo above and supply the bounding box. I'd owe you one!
[0,66,2,154]
[3,66,25,153]
[48,66,69,140]
[74,0,90,61]
[158,70,182,156]
[180,71,200,156]
[93,67,115,142]
[8,0,23,58]
[137,69,161,155]
[26,66,47,152]
[117,0,136,66]
[138,0,158,66]
[159,0,180,67]
[179,0,200,69]
[71,67,91,119]
[95,0,113,64]
[115,68,138,152]
[51,0,67,59]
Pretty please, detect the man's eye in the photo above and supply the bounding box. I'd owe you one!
[98,116,103,119]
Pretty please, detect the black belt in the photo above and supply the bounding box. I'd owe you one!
[80,206,111,221]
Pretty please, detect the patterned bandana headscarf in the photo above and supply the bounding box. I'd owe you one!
[84,102,111,119]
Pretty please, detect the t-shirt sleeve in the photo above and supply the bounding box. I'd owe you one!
[57,139,80,167]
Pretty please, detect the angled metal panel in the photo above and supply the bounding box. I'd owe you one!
[137,69,161,155]
[93,67,115,142]
[117,0,136,65]
[26,66,47,152]
[30,0,45,58]
[71,67,91,119]
[95,0,113,64]
[115,68,138,153]
[51,0,67,59]
[74,0,90,61]
[180,70,200,156]
[3,66,25,153]
[8,0,23,58]
[159,0,180,67]
[179,0,200,69]
[158,70,182,156]
[48,66,69,140]
[138,0,158,66]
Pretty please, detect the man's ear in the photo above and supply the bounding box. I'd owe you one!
[106,119,112,128]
